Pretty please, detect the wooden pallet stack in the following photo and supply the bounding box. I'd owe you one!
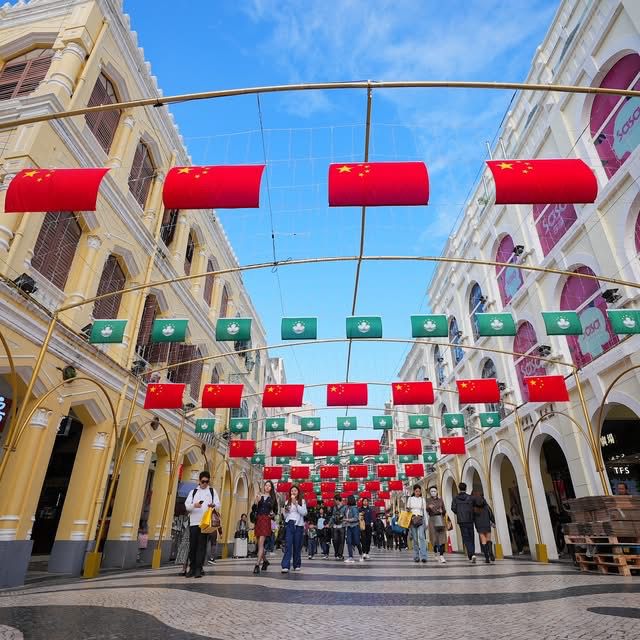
[564,495,640,576]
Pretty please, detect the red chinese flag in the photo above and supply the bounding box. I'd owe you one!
[354,439,381,455]
[261,384,304,408]
[396,439,423,455]
[377,464,397,478]
[457,379,500,404]
[374,499,386,508]
[320,465,339,479]
[201,384,243,409]
[343,481,358,492]
[348,465,368,479]
[439,437,466,455]
[378,490,391,499]
[486,159,597,205]
[306,497,318,507]
[162,165,265,209]
[263,466,283,480]
[321,492,336,502]
[143,383,185,409]
[388,480,404,491]
[270,440,297,457]
[5,168,110,213]
[360,491,371,500]
[321,482,337,493]
[365,480,381,492]
[405,463,425,477]
[277,481,292,493]
[326,383,368,406]
[313,440,339,457]
[299,481,314,492]
[289,465,310,480]
[391,381,434,405]
[229,439,256,458]
[525,375,570,402]
[342,490,354,498]
[328,161,429,207]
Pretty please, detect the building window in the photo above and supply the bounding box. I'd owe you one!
[495,235,524,306]
[468,283,485,340]
[0,48,53,101]
[30,212,82,290]
[159,209,179,247]
[449,317,464,366]
[513,321,546,400]
[211,366,220,385]
[590,53,640,179]
[167,344,203,399]
[533,204,578,256]
[92,255,126,319]
[480,359,502,414]
[184,232,195,275]
[203,258,216,306]
[219,285,229,318]
[135,294,169,364]
[560,266,618,368]
[85,74,121,154]
[433,346,445,386]
[128,140,154,208]
[254,352,261,384]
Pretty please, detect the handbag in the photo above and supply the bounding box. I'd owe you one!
[445,514,454,531]
[200,508,222,534]
[431,514,445,530]
[397,510,412,529]
[411,515,424,527]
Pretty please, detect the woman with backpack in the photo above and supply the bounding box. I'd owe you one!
[473,492,496,564]
[426,486,448,564]
[251,480,278,575]
[344,495,365,563]
[406,484,428,564]
[281,484,307,573]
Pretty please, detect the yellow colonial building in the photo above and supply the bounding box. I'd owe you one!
[0,0,270,587]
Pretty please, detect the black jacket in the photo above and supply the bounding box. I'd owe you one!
[451,492,474,524]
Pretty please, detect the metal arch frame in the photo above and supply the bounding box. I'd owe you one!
[0,330,18,450]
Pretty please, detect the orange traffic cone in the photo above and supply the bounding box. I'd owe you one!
[447,535,453,554]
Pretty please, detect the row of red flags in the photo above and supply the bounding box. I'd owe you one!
[3,159,598,213]
[143,376,570,410]
[259,463,428,480]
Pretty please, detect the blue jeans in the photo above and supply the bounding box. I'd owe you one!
[308,538,317,557]
[346,526,362,558]
[281,521,303,569]
[265,534,274,553]
[409,523,428,561]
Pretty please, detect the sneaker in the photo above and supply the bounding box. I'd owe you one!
[293,567,301,572]
[363,553,369,559]
[359,557,365,563]
[421,559,427,564]
[281,568,289,573]
[471,555,477,564]
[439,556,446,564]
[307,556,313,560]
[414,558,420,563]
[345,557,355,563]
[323,555,329,560]
[207,559,215,565]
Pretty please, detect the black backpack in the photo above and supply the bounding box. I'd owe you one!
[191,487,214,502]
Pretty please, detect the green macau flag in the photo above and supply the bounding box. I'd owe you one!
[301,417,321,431]
[479,412,501,428]
[408,415,430,429]
[350,455,364,464]
[195,418,216,434]
[399,454,418,463]
[423,451,437,464]
[368,472,377,480]
[251,453,265,465]
[346,316,383,339]
[314,484,321,493]
[215,318,252,341]
[229,417,250,434]
[89,319,127,344]
[411,314,448,338]
[476,312,516,337]
[337,417,357,430]
[373,415,393,430]
[443,413,465,429]
[327,455,340,465]
[607,309,640,334]
[542,311,582,335]
[299,453,315,464]
[265,418,285,432]
[311,474,321,483]
[398,472,408,481]
[375,454,389,464]
[151,318,188,343]
[281,317,318,340]
[275,456,290,464]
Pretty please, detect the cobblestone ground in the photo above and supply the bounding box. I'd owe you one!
[0,549,638,639]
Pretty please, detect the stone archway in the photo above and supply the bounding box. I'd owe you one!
[233,474,249,531]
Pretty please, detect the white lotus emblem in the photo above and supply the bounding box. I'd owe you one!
[357,321,370,334]
[451,418,459,426]
[378,419,387,426]
[623,315,636,328]
[292,321,306,334]
[423,319,437,333]
[416,418,424,426]
[556,317,571,330]
[486,416,494,425]
[226,322,240,335]
[100,325,113,337]
[343,420,351,427]
[306,420,315,427]
[270,421,279,428]
[235,422,243,428]
[490,318,504,331]
[162,324,175,337]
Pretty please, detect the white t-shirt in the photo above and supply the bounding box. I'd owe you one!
[407,495,427,517]
[283,500,307,526]
[185,486,221,526]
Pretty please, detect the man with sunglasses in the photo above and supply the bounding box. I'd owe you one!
[185,471,221,578]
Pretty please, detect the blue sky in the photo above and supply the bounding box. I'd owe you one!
[124,0,558,439]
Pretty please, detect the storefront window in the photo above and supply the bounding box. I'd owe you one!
[496,235,524,306]
[601,408,640,496]
[533,203,578,256]
[513,322,546,401]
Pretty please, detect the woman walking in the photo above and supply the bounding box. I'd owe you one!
[251,480,278,575]
[281,485,307,573]
[317,507,330,559]
[406,484,428,564]
[426,486,448,564]
[473,493,496,563]
[359,497,373,559]
[344,495,364,563]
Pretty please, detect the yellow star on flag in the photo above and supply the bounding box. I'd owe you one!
[178,167,191,174]
[23,170,38,178]
[497,162,513,170]
[460,382,468,388]
[395,384,404,391]
[330,386,337,392]
[338,165,352,173]
[267,386,275,393]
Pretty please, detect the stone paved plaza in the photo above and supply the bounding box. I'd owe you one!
[0,550,638,639]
